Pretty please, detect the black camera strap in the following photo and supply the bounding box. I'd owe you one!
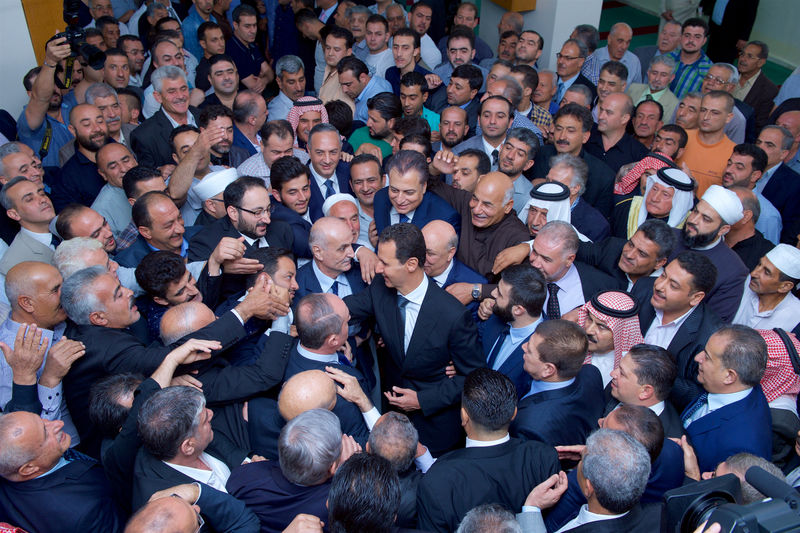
[773,328,800,375]
[39,120,53,161]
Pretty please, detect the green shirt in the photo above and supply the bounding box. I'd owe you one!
[420,106,440,132]
[348,126,393,158]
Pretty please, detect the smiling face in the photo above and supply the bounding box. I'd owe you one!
[349,160,381,207]
[387,167,425,214]
[70,105,109,153]
[0,152,44,187]
[651,259,702,315]
[141,197,186,252]
[308,130,341,178]
[155,76,190,117]
[92,272,141,327]
[469,174,514,228]
[274,174,310,215]
[597,70,626,101]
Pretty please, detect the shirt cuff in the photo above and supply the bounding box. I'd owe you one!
[415,449,436,473]
[37,382,63,415]
[521,506,542,513]
[230,309,245,325]
[362,406,381,430]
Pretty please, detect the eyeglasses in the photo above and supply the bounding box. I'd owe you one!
[703,74,729,85]
[236,204,273,217]
[556,53,581,61]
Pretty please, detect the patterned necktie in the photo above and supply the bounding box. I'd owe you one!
[399,213,410,223]
[645,93,654,101]
[324,178,335,199]
[681,392,708,427]
[491,149,499,168]
[546,283,561,319]
[486,325,511,369]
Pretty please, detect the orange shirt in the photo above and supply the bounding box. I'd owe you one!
[677,129,736,197]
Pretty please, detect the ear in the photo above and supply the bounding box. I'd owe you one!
[583,477,595,499]
[404,256,419,272]
[460,406,469,427]
[18,462,40,478]
[639,383,655,402]
[510,406,517,422]
[778,280,796,295]
[446,246,457,262]
[153,296,170,306]
[502,197,515,215]
[227,205,240,224]
[716,223,731,238]
[311,243,323,261]
[724,111,734,125]
[523,159,535,172]
[749,170,763,188]
[88,310,108,327]
[542,362,557,380]
[469,88,479,100]
[470,49,476,61]
[564,252,576,269]
[153,90,163,105]
[654,256,668,270]
[675,146,686,160]
[180,437,196,457]
[688,290,706,307]
[723,368,738,386]
[128,197,136,207]
[130,108,141,123]
[17,295,35,314]
[138,225,153,241]
[68,125,77,137]
[581,130,591,144]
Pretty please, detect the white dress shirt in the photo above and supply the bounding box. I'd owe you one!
[390,205,417,225]
[309,164,341,197]
[432,260,454,287]
[543,264,585,317]
[643,306,696,348]
[556,505,628,532]
[20,227,55,250]
[684,387,753,427]
[465,434,510,448]
[590,350,615,388]
[399,275,429,352]
[312,260,353,298]
[165,452,231,493]
[733,280,800,331]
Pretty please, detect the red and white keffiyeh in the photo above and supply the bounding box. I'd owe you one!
[287,97,330,147]
[578,291,643,369]
[614,153,675,195]
[758,328,800,403]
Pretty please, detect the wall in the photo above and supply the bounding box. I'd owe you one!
[1,1,39,118]
[622,0,800,69]
[479,0,603,71]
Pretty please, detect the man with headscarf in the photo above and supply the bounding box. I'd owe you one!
[733,244,800,332]
[674,184,749,322]
[287,97,329,150]
[519,182,574,239]
[613,167,696,239]
[545,153,610,242]
[578,290,644,387]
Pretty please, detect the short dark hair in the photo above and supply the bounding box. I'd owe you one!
[400,70,428,93]
[123,166,163,199]
[626,344,678,401]
[390,116,431,139]
[384,149,429,184]
[325,25,355,49]
[572,24,599,53]
[634,99,664,122]
[117,88,142,118]
[510,64,539,92]
[367,92,402,121]
[600,60,628,82]
[500,263,546,317]
[534,319,588,379]
[55,203,91,240]
[682,17,709,36]
[462,369,517,431]
[635,219,677,260]
[246,247,294,286]
[294,8,319,27]
[378,222,426,267]
[135,250,186,298]
[325,100,354,138]
[399,134,432,160]
[198,104,233,128]
[659,124,688,148]
[554,103,593,132]
[328,454,400,533]
[747,40,769,59]
[350,153,381,174]
[447,25,475,51]
[366,13,389,32]
[393,27,420,49]
[89,373,143,438]
[610,404,664,462]
[451,64,484,91]
[270,156,310,192]
[673,250,717,295]
[131,191,172,229]
[410,1,432,14]
[169,124,200,153]
[198,21,221,42]
[732,143,768,174]
[521,29,544,50]
[208,53,236,70]
[259,119,294,145]
[458,148,491,176]
[223,176,266,209]
[95,15,120,31]
[232,3,257,23]
[154,16,180,33]
[138,386,206,461]
[337,55,369,78]
[296,293,344,349]
[714,325,768,387]
[479,95,513,116]
[103,47,127,61]
[117,35,142,50]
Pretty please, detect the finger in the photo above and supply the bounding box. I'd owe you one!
[0,342,11,361]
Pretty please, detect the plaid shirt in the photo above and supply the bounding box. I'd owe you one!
[116,221,139,251]
[669,50,713,99]
[528,104,553,132]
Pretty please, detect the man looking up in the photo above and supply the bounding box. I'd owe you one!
[514,30,543,68]
[627,55,679,120]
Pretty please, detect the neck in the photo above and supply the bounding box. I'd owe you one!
[164,108,189,124]
[739,69,759,84]
[168,453,209,470]
[724,223,755,247]
[587,498,617,516]
[467,427,508,442]
[10,311,56,330]
[22,219,52,233]
[300,342,336,356]
[635,134,654,148]
[47,107,64,122]
[216,91,237,109]
[680,49,701,63]
[697,128,725,145]
[602,129,625,149]
[397,270,424,296]
[511,313,539,329]
[360,201,373,218]
[400,62,416,75]
[482,135,504,148]
[758,291,788,313]
[236,120,257,142]
[196,8,210,20]
[77,145,98,163]
[786,145,799,163]
[315,260,343,280]
[370,45,387,55]
[661,305,691,325]
[517,100,531,113]
[533,97,551,109]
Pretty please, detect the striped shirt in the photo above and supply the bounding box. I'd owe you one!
[669,50,713,99]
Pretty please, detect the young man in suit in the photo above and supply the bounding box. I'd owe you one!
[0,177,58,276]
[416,369,559,533]
[680,325,772,472]
[306,124,353,221]
[452,96,514,172]
[478,264,545,399]
[269,156,314,263]
[344,223,484,454]
[755,125,800,243]
[512,318,604,447]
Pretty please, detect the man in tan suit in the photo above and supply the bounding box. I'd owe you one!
[627,55,680,122]
[0,177,58,276]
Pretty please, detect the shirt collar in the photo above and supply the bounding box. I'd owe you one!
[400,274,428,303]
[525,377,575,398]
[297,342,339,364]
[432,259,454,287]
[465,433,510,448]
[482,135,503,154]
[510,316,542,344]
[653,305,696,328]
[708,387,753,411]
[649,401,666,416]
[312,259,349,292]
[19,227,53,248]
[147,238,189,258]
[162,107,197,129]
[356,76,377,103]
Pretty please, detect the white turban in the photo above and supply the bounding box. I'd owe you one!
[766,244,800,279]
[193,168,239,202]
[639,168,695,228]
[701,184,744,225]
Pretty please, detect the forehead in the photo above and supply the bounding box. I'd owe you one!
[276,255,296,275]
[701,95,727,110]
[600,70,623,81]
[155,42,179,55]
[99,145,132,162]
[310,130,339,147]
[413,5,432,15]
[637,102,660,115]
[482,99,508,113]
[682,96,701,107]
[449,37,472,49]
[708,66,730,79]
[9,180,39,198]
[442,108,467,121]
[389,167,421,185]
[329,201,358,216]
[242,186,268,203]
[459,154,479,168]
[75,106,104,121]
[3,151,33,168]
[394,35,415,47]
[211,61,235,71]
[174,131,199,148]
[657,129,679,140]
[561,42,579,55]
[150,197,179,217]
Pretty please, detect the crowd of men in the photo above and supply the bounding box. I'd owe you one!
[1,0,800,531]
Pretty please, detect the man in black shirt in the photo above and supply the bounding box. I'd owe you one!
[585,92,649,174]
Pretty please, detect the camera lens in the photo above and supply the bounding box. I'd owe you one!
[681,492,735,533]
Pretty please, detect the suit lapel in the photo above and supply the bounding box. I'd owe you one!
[19,232,53,258]
[668,306,701,359]
[403,281,439,366]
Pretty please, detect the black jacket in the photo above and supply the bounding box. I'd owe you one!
[130,107,201,168]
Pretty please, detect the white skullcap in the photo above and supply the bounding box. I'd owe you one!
[322,193,359,216]
[766,244,800,279]
[193,168,239,202]
[701,184,744,225]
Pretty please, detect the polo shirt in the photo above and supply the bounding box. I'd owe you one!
[669,50,713,99]
[50,146,106,211]
[353,75,393,124]
[348,126,392,158]
[584,129,649,174]
[16,106,73,168]
[385,64,432,94]
[227,35,265,84]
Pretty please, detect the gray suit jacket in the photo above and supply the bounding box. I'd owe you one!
[627,83,680,124]
[0,231,55,275]
[58,123,137,167]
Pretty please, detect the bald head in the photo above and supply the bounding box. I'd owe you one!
[159,302,216,345]
[6,261,66,329]
[309,216,352,250]
[124,495,201,533]
[421,220,458,277]
[278,370,337,421]
[498,11,523,34]
[470,171,515,227]
[777,110,800,140]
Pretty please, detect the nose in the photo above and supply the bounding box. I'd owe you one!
[375,261,384,274]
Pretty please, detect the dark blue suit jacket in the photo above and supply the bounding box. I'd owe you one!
[443,258,486,322]
[270,201,312,260]
[762,163,800,243]
[684,385,773,472]
[479,314,533,399]
[510,364,604,446]
[232,124,258,157]
[571,198,611,242]
[307,160,353,222]
[115,225,202,268]
[373,189,461,236]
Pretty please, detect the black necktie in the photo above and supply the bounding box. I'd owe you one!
[491,149,499,167]
[324,179,335,199]
[486,325,510,369]
[645,93,654,101]
[397,295,410,345]
[330,280,339,296]
[50,234,61,248]
[546,283,561,319]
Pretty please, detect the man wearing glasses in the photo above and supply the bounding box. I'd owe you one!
[553,39,597,111]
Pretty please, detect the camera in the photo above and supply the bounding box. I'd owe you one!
[663,467,800,532]
[50,0,106,74]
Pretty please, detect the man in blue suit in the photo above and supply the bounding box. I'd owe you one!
[682,324,772,472]
[478,264,544,398]
[373,150,460,237]
[306,123,353,222]
[756,125,800,243]
[511,319,605,446]
[269,155,314,262]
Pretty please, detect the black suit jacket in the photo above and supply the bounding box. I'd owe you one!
[633,277,723,411]
[576,236,630,290]
[344,275,485,454]
[130,107,200,168]
[511,365,605,446]
[0,450,126,533]
[762,164,800,244]
[373,189,461,236]
[397,467,423,529]
[603,397,685,439]
[745,72,780,130]
[270,201,312,260]
[306,160,353,222]
[562,503,663,533]
[572,198,611,241]
[416,439,559,533]
[574,261,623,306]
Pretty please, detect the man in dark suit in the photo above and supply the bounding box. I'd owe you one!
[577,218,677,291]
[701,0,760,64]
[682,325,772,472]
[451,96,515,173]
[227,409,342,533]
[416,369,560,533]
[606,344,684,438]
[554,39,598,105]
[428,65,483,136]
[531,104,615,218]
[130,65,200,171]
[306,123,353,221]
[633,251,723,411]
[756,125,800,244]
[0,411,126,533]
[269,155,314,261]
[480,264,545,399]
[511,319,604,445]
[373,150,460,237]
[344,223,485,454]
[736,42,779,130]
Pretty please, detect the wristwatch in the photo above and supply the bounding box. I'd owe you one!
[471,284,481,301]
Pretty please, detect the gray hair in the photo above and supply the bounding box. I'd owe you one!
[0,414,42,478]
[368,411,418,471]
[295,293,344,350]
[650,54,676,71]
[146,1,166,17]
[539,70,557,88]
[564,38,588,59]
[582,429,651,514]
[275,55,305,79]
[495,75,523,109]
[609,22,633,36]
[538,220,579,255]
[506,127,540,161]
[456,503,522,533]
[60,265,107,325]
[151,65,187,94]
[724,453,786,504]
[564,83,593,106]
[549,153,588,195]
[85,82,119,105]
[761,125,794,151]
[278,408,342,486]
[346,4,370,17]
[0,176,29,210]
[714,325,767,387]
[138,386,206,461]
[53,237,104,279]
[0,142,24,177]
[308,123,342,147]
[713,62,740,85]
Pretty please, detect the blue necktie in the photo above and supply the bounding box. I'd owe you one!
[324,179,335,199]
[486,325,510,369]
[397,295,410,350]
[555,80,565,104]
[399,213,410,223]
[681,392,709,427]
[330,280,339,296]
[337,350,351,366]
